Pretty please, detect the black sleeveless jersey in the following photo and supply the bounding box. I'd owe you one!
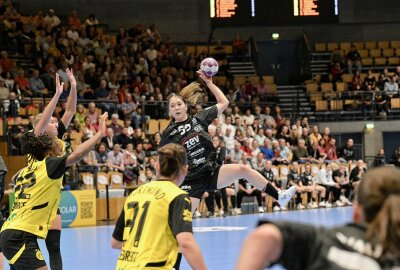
[160,105,218,179]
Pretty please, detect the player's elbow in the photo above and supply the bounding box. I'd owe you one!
[177,232,195,251]
[111,237,122,250]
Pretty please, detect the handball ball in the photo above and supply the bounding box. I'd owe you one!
[200,57,219,77]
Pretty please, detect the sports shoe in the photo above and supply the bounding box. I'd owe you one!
[281,206,288,211]
[208,212,217,218]
[277,186,297,207]
[258,206,265,213]
[325,202,332,208]
[273,206,281,211]
[193,210,201,218]
[309,202,318,208]
[234,208,242,215]
[334,200,345,207]
[319,201,326,207]
[340,195,352,206]
[217,209,224,216]
[297,203,306,210]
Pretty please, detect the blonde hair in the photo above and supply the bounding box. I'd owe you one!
[168,82,204,107]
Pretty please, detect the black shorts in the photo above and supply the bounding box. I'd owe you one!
[180,164,222,199]
[0,229,46,270]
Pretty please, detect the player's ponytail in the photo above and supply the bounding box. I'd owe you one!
[20,131,53,161]
[179,82,204,107]
[167,82,204,109]
[357,167,400,259]
[157,143,187,179]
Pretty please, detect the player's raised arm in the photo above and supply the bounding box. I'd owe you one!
[197,70,229,116]
[34,74,63,136]
[61,68,77,128]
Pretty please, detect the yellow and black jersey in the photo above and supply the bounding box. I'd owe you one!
[1,155,68,239]
[113,180,192,270]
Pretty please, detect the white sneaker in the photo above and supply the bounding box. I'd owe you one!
[319,201,326,207]
[277,186,297,208]
[334,200,345,207]
[273,206,281,211]
[258,206,265,213]
[193,210,201,218]
[325,202,332,208]
[234,208,242,215]
[309,202,318,208]
[281,206,288,211]
[297,203,306,210]
[340,195,352,206]
[217,209,224,216]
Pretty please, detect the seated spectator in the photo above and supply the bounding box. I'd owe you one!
[108,113,123,136]
[332,163,352,205]
[276,139,291,165]
[375,89,389,117]
[151,132,162,151]
[349,160,366,189]
[259,138,273,160]
[292,139,310,164]
[351,70,363,91]
[101,127,118,150]
[324,137,338,162]
[308,142,324,164]
[106,143,125,172]
[131,128,144,146]
[0,77,10,100]
[81,116,97,140]
[338,138,355,162]
[44,9,61,30]
[383,76,399,97]
[309,125,322,146]
[331,62,344,83]
[122,143,140,183]
[8,116,26,154]
[14,69,32,97]
[123,119,134,137]
[373,148,386,167]
[251,152,266,172]
[301,163,326,207]
[346,45,361,74]
[364,70,377,91]
[135,143,146,165]
[378,68,390,89]
[250,140,260,158]
[329,48,345,68]
[286,162,308,209]
[117,127,131,149]
[314,164,338,207]
[0,51,12,73]
[86,102,99,128]
[95,142,109,171]
[242,108,255,125]
[68,10,81,28]
[74,104,86,130]
[237,178,264,213]
[3,91,19,117]
[391,146,400,167]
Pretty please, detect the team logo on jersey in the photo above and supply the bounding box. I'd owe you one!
[183,209,193,222]
[36,249,44,260]
[192,118,198,125]
[170,129,178,136]
[193,125,203,132]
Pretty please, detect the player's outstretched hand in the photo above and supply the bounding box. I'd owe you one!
[66,68,76,86]
[98,112,108,136]
[55,73,64,96]
[197,70,212,85]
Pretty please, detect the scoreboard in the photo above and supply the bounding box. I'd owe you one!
[210,0,338,26]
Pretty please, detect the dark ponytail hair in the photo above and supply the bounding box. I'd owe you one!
[20,132,53,161]
[357,167,400,259]
[157,143,187,179]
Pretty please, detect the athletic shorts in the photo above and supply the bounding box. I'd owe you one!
[0,229,46,270]
[180,164,221,199]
